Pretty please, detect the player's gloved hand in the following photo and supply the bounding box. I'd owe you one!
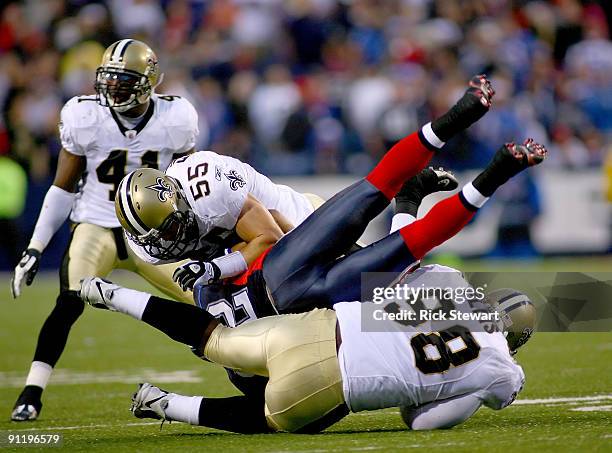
[11,249,42,298]
[173,260,221,291]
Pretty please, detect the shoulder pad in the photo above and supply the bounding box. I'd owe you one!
[61,95,102,129]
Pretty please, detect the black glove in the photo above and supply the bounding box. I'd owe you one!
[172,260,221,291]
[11,248,42,298]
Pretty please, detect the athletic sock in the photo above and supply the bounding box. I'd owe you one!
[197,396,272,433]
[366,124,444,200]
[107,287,150,320]
[472,144,529,197]
[399,184,488,259]
[431,85,490,142]
[390,213,416,234]
[24,361,53,390]
[164,394,203,425]
[141,296,216,348]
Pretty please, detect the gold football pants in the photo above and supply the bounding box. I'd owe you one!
[204,308,345,432]
[62,223,192,303]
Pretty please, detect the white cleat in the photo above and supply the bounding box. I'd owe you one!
[78,277,121,310]
[131,383,174,422]
[11,404,39,422]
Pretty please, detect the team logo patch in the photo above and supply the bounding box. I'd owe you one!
[146,177,174,202]
[224,170,246,191]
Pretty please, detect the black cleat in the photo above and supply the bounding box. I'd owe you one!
[395,167,458,216]
[473,138,548,197]
[431,74,496,142]
[11,400,42,422]
[11,386,43,422]
[504,138,548,169]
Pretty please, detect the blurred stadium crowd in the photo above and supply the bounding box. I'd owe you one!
[2,0,611,176]
[0,0,610,267]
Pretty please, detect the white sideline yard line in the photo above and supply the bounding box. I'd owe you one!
[0,369,202,387]
[571,405,612,412]
[1,421,161,432]
[513,395,612,405]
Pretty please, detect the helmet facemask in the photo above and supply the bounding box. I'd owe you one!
[129,209,199,261]
[95,67,151,113]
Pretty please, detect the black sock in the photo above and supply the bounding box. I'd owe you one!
[198,396,272,434]
[431,93,488,142]
[472,145,528,197]
[141,296,216,348]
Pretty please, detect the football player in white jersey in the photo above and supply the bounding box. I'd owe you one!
[115,151,324,292]
[9,39,200,421]
[80,267,533,433]
[78,120,547,432]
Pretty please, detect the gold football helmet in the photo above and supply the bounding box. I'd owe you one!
[95,39,161,112]
[484,288,536,355]
[115,168,199,260]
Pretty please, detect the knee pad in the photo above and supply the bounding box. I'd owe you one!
[54,291,85,324]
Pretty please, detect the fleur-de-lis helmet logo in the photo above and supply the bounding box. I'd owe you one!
[146,177,174,202]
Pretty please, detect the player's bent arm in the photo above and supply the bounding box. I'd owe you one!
[234,194,285,266]
[269,209,295,234]
[400,392,483,430]
[29,149,85,251]
[11,149,85,298]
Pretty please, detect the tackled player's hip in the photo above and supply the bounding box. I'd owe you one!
[204,308,347,432]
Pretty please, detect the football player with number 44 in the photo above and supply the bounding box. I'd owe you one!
[9,39,200,421]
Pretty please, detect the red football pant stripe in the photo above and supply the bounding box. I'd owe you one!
[400,194,474,259]
[365,131,434,200]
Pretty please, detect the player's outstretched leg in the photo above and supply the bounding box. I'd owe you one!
[11,291,85,422]
[264,76,494,311]
[131,383,272,433]
[285,140,546,310]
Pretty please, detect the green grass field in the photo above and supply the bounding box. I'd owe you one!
[0,260,610,452]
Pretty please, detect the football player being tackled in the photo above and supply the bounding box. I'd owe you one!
[80,75,547,432]
[8,39,202,421]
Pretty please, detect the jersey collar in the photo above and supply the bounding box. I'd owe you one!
[110,100,155,138]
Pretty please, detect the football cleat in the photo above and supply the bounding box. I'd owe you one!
[505,138,548,168]
[131,383,174,423]
[11,403,41,422]
[78,277,121,310]
[431,74,496,142]
[429,167,459,192]
[396,167,458,209]
[467,74,495,109]
[490,138,547,178]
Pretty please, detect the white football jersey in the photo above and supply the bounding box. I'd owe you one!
[165,151,314,235]
[59,94,198,227]
[335,265,525,413]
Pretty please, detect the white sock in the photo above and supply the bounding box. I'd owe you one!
[390,213,416,233]
[25,361,53,389]
[164,394,203,425]
[461,182,489,209]
[109,287,150,320]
